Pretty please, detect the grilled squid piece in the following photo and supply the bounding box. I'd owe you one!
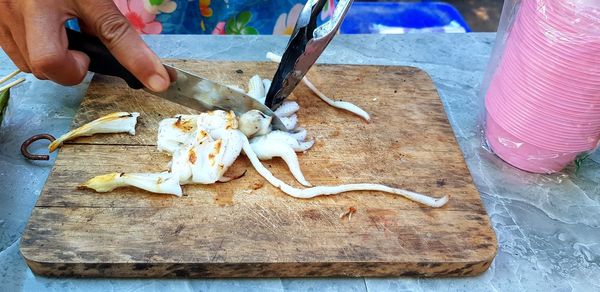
[244,75,272,105]
[171,127,244,184]
[274,101,300,117]
[84,111,244,196]
[240,132,448,207]
[80,172,182,196]
[302,78,371,122]
[246,75,300,131]
[157,111,238,155]
[238,110,272,137]
[262,79,272,94]
[243,73,300,131]
[157,115,198,154]
[275,101,300,131]
[239,106,312,186]
[247,75,266,104]
[255,130,314,152]
[250,138,311,187]
[250,129,315,186]
[279,114,298,130]
[159,110,244,185]
[266,52,371,122]
[49,112,139,152]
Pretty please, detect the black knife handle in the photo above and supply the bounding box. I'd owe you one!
[66,28,143,89]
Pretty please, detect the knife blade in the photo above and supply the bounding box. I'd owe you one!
[65,28,286,131]
[151,65,286,130]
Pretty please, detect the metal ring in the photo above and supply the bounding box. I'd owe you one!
[21,134,56,161]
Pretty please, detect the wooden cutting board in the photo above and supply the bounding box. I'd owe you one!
[21,60,497,278]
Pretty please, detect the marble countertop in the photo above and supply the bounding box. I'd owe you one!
[1,34,598,291]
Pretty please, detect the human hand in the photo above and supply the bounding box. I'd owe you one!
[0,0,169,91]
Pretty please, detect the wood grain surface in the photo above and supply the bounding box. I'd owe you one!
[20,60,497,278]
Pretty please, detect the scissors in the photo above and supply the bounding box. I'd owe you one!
[265,0,354,109]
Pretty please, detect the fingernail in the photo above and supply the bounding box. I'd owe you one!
[148,74,168,92]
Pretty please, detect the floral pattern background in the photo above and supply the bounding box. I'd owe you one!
[69,0,335,35]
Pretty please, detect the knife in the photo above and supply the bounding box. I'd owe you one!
[65,28,286,131]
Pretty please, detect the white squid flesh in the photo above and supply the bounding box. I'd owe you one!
[49,112,139,152]
[80,172,182,196]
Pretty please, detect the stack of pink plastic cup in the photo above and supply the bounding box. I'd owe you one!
[484,0,600,173]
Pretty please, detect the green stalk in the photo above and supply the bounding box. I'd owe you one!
[0,87,10,125]
[0,71,24,126]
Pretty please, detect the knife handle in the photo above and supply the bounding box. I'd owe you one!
[66,28,144,89]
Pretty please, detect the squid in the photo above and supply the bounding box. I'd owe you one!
[157,110,245,184]
[238,110,272,137]
[157,111,238,154]
[244,85,313,185]
[251,130,314,152]
[241,130,449,207]
[80,172,182,196]
[156,115,198,154]
[249,131,313,187]
[81,109,448,207]
[49,112,139,152]
[274,101,300,117]
[247,75,266,104]
[171,126,244,184]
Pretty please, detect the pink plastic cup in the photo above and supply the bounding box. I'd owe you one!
[499,65,600,118]
[505,25,600,85]
[491,69,600,128]
[499,39,600,108]
[485,114,580,173]
[483,0,600,171]
[485,79,600,151]
[512,5,600,67]
[513,22,600,73]
[513,13,600,57]
[506,35,600,83]
[523,0,600,36]
[486,82,600,148]
[523,0,600,31]
[486,102,600,153]
[502,41,600,94]
[497,56,600,118]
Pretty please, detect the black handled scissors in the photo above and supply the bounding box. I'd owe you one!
[265,0,354,110]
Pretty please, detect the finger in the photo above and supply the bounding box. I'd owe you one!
[75,1,169,92]
[0,0,31,70]
[0,38,30,72]
[23,8,89,85]
[0,27,30,72]
[7,23,34,74]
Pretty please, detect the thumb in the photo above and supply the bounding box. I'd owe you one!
[75,1,169,92]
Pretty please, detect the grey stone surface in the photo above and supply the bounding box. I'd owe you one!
[0,33,598,291]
